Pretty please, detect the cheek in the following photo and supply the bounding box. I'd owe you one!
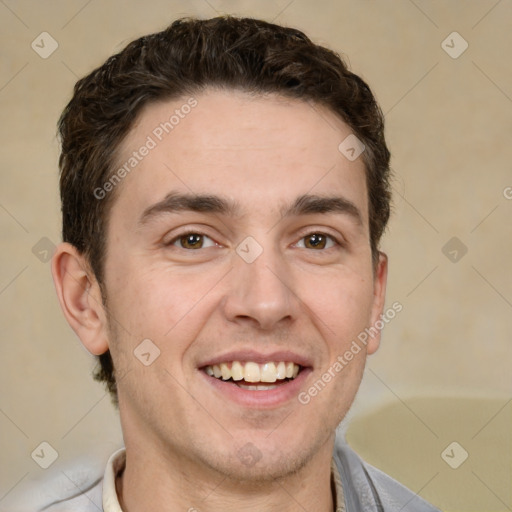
[304,271,375,344]
[105,264,221,354]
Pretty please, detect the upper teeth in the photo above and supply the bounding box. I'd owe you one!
[204,361,300,383]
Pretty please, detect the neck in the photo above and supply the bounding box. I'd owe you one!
[116,436,336,512]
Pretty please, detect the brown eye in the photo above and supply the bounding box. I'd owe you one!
[172,233,215,250]
[297,233,336,250]
[180,234,203,249]
[305,233,326,249]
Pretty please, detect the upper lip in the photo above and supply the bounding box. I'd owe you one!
[198,350,313,369]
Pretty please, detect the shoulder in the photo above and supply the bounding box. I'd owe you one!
[333,438,441,512]
[2,458,104,512]
[37,477,103,511]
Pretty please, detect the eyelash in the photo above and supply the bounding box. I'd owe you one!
[167,231,342,251]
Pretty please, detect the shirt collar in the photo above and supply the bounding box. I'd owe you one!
[103,448,345,512]
[102,448,125,512]
[331,456,346,512]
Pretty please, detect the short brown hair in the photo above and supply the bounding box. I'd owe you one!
[58,15,391,403]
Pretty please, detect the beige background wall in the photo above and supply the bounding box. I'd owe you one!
[1,1,511,510]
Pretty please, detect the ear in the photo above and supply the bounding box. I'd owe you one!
[51,242,109,355]
[366,251,388,355]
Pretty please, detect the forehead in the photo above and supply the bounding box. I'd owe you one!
[112,89,368,222]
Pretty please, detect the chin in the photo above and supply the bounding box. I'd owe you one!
[196,429,330,485]
[205,449,309,484]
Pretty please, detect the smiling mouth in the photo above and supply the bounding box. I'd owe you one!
[202,361,302,390]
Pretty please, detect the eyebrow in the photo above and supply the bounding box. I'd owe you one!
[138,192,363,226]
[282,194,363,225]
[139,192,242,225]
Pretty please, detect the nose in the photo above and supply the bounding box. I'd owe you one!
[221,244,299,331]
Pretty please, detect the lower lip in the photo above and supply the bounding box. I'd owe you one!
[200,368,312,408]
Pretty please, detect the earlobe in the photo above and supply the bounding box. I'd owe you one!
[366,251,388,355]
[51,243,110,356]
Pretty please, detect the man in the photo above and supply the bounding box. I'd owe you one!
[47,15,439,512]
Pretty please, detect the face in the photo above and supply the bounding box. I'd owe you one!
[100,89,386,481]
